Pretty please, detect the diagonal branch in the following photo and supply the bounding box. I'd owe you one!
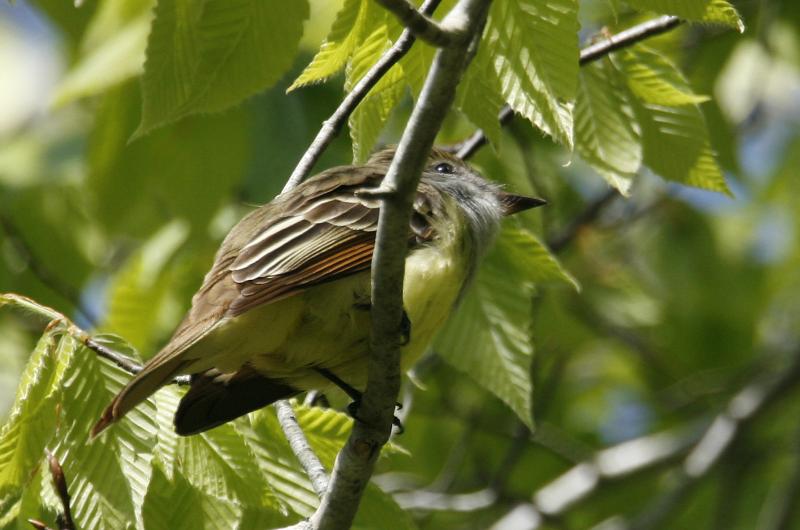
[456,15,683,160]
[374,0,465,47]
[283,0,443,191]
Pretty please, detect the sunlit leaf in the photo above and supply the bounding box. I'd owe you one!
[289,0,369,90]
[346,14,406,162]
[0,333,73,496]
[625,0,744,32]
[437,226,576,429]
[618,46,711,106]
[615,48,729,194]
[486,0,579,147]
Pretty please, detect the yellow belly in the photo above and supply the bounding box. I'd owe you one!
[185,243,466,394]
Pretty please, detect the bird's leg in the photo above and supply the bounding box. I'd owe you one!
[314,367,404,434]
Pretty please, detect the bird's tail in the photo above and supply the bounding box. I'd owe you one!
[91,355,188,438]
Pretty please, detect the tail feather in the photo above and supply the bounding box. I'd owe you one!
[174,367,298,436]
[91,356,188,438]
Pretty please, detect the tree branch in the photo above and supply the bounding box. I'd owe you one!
[275,400,330,498]
[283,0,443,191]
[289,2,491,529]
[456,15,683,160]
[374,0,465,47]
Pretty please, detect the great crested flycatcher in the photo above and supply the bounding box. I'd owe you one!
[92,147,545,437]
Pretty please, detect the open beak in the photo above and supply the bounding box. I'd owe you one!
[498,192,547,216]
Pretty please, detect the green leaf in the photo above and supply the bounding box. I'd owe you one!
[575,58,642,195]
[136,0,309,137]
[289,0,370,91]
[619,46,711,106]
[141,463,242,530]
[625,0,744,32]
[398,39,435,99]
[496,226,580,290]
[241,410,320,518]
[456,44,505,149]
[242,407,414,529]
[616,48,729,193]
[52,344,158,529]
[0,333,73,495]
[436,226,576,429]
[346,18,406,162]
[102,221,189,354]
[486,0,579,148]
[176,422,285,511]
[51,0,154,106]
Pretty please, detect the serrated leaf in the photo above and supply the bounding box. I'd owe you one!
[51,0,154,106]
[241,411,320,518]
[616,48,729,194]
[347,21,406,162]
[456,44,505,149]
[52,343,158,530]
[436,226,576,429]
[176,422,285,511]
[575,59,642,195]
[136,0,309,137]
[0,333,72,494]
[486,0,579,148]
[625,0,744,32]
[141,463,242,530]
[102,221,189,354]
[289,0,369,90]
[619,46,711,106]
[495,226,579,290]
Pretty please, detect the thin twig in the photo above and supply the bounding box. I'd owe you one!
[28,453,76,530]
[375,0,463,47]
[456,15,683,160]
[283,0,443,191]
[275,400,330,498]
[580,15,681,65]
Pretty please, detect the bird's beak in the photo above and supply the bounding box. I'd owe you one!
[498,192,547,216]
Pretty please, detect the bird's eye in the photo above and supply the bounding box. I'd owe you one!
[434,162,455,174]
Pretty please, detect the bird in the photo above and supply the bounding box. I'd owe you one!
[91,147,546,437]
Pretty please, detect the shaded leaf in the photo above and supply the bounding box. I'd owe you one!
[456,44,505,149]
[102,221,189,354]
[136,0,309,136]
[52,0,154,106]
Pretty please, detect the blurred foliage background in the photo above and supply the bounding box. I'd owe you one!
[1,0,800,528]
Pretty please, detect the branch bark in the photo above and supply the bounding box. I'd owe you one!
[374,0,465,47]
[275,400,330,498]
